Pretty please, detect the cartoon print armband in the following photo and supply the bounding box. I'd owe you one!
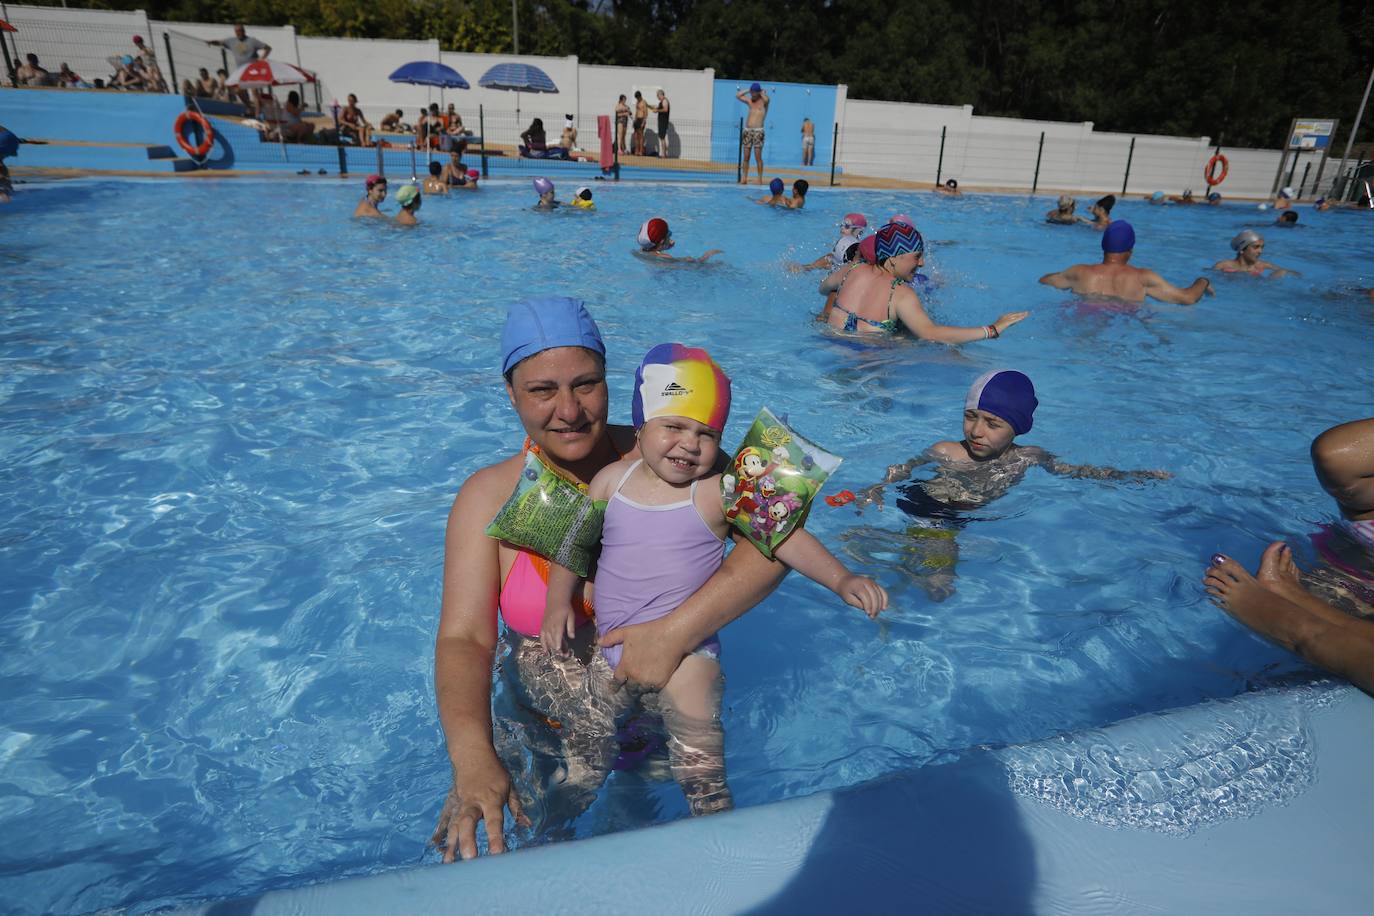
[486,450,605,577]
[721,407,843,559]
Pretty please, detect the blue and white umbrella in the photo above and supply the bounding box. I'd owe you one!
[477,63,558,94]
[478,63,559,121]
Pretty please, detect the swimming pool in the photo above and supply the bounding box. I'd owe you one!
[1,178,1371,912]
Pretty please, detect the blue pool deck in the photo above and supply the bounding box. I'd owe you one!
[180,684,1373,914]
[1,88,836,184]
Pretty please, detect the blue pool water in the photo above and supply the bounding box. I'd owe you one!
[1,178,1372,913]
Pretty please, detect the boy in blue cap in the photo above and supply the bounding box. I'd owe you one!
[850,370,1169,600]
[756,177,785,206]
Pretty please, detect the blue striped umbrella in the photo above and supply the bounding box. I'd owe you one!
[478,63,559,93]
[388,61,470,90]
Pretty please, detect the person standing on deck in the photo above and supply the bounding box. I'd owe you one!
[737,83,769,184]
[801,117,815,166]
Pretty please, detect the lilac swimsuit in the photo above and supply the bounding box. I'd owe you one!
[594,460,725,667]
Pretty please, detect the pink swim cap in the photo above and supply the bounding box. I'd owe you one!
[890,213,913,227]
[466,168,480,179]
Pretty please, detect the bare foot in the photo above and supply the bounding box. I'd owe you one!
[1254,541,1308,604]
[1204,554,1312,652]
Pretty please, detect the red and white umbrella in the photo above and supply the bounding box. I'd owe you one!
[225,58,315,87]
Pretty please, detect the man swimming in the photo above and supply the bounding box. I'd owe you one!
[1213,230,1294,277]
[635,217,722,264]
[1038,220,1214,304]
[850,370,1168,600]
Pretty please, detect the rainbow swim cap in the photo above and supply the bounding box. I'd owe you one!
[769,177,784,195]
[874,221,924,261]
[533,176,554,196]
[1101,220,1135,254]
[966,369,1037,435]
[638,217,670,250]
[632,343,731,432]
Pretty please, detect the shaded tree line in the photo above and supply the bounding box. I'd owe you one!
[33,0,1374,148]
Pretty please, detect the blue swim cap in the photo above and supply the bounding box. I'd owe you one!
[501,297,605,376]
[1150,191,1164,201]
[750,82,762,92]
[1101,220,1135,254]
[966,369,1037,435]
[769,177,783,195]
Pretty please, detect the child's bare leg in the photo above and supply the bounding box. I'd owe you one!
[1253,541,1367,625]
[656,653,733,816]
[1205,555,1374,694]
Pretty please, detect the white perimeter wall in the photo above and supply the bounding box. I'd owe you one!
[7,6,1304,198]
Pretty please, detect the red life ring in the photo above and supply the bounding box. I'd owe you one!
[1204,153,1229,187]
[174,111,214,159]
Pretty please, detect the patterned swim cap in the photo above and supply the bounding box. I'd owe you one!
[873,222,925,262]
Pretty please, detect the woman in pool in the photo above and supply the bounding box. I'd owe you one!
[352,174,386,218]
[1213,230,1294,278]
[540,344,885,816]
[431,298,786,862]
[817,222,1027,341]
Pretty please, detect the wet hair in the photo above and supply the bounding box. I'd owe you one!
[946,179,958,189]
[792,179,809,197]
[1278,210,1299,224]
[429,161,443,176]
[1096,194,1116,213]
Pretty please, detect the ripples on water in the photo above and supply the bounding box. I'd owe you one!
[1,178,1371,911]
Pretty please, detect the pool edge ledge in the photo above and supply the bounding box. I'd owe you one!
[178,683,1374,914]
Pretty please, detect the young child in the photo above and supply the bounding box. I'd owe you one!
[635,217,722,263]
[422,161,449,196]
[796,212,867,271]
[570,186,596,210]
[394,184,421,225]
[543,344,886,815]
[785,178,809,209]
[854,370,1169,600]
[533,176,559,210]
[756,177,785,206]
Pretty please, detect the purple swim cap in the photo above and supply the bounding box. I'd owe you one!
[1101,220,1135,254]
[769,177,784,195]
[966,369,1038,435]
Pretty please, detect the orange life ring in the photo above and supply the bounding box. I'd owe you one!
[1204,153,1229,187]
[174,111,214,159]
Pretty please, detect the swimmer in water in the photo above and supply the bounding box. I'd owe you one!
[1039,220,1215,304]
[794,212,868,272]
[1275,210,1299,227]
[1204,417,1374,695]
[635,217,722,263]
[1206,191,1223,206]
[1212,230,1295,277]
[784,178,808,209]
[533,176,559,210]
[1148,191,1167,205]
[1271,187,1295,210]
[394,184,421,225]
[851,370,1169,600]
[934,178,962,197]
[1167,189,1196,205]
[422,161,449,196]
[1046,195,1081,224]
[353,174,387,218]
[757,177,786,206]
[1084,194,1115,230]
[570,186,596,210]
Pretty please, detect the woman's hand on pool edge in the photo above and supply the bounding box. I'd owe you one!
[432,755,530,862]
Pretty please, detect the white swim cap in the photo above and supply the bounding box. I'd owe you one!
[831,236,858,268]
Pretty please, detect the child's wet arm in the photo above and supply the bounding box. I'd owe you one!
[774,529,851,593]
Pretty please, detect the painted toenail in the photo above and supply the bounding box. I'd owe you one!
[1210,553,1227,566]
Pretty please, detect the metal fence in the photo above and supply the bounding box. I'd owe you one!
[1,5,171,92]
